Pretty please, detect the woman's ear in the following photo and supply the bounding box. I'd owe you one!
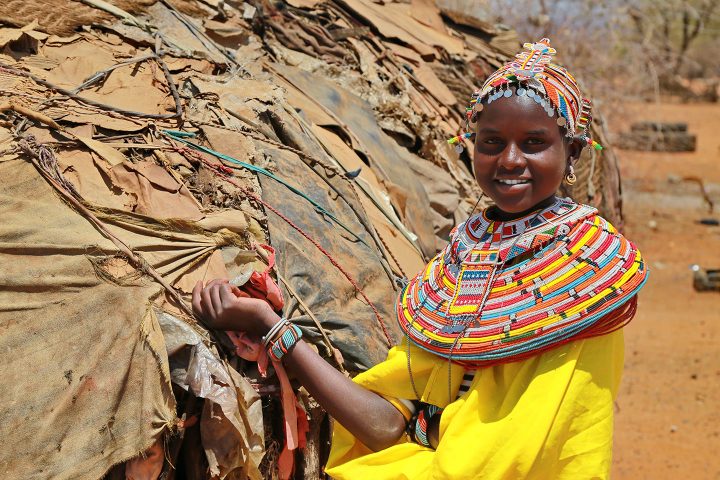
[566,136,585,165]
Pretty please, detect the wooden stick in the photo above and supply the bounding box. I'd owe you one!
[276,272,348,375]
[18,139,209,341]
[0,102,63,130]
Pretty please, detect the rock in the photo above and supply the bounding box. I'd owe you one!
[617,131,696,152]
[667,174,682,184]
[691,265,720,292]
[699,218,720,226]
[631,121,688,133]
[618,121,696,152]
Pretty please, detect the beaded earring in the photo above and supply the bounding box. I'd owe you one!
[565,165,577,185]
[448,132,473,153]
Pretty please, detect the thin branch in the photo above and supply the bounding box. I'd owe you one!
[0,46,183,122]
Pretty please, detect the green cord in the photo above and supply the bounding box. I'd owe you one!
[162,130,368,247]
[163,129,196,138]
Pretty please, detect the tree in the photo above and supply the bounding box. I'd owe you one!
[439,0,720,101]
[628,0,719,72]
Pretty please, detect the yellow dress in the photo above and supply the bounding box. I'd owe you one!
[326,330,624,480]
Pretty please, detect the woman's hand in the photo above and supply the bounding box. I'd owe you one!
[191,279,280,335]
[192,280,407,451]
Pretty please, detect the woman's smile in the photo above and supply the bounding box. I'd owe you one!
[494,178,532,186]
[493,178,533,197]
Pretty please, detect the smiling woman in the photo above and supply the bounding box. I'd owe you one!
[194,38,648,480]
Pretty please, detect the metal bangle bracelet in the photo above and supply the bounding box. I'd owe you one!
[262,317,288,348]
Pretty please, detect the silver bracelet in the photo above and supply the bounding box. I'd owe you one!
[262,317,288,348]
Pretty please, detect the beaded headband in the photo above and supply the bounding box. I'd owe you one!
[449,38,602,152]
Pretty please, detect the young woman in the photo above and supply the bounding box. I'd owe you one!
[192,39,648,479]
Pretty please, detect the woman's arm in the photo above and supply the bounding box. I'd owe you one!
[191,280,407,452]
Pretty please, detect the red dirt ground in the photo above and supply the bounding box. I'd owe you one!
[608,102,720,479]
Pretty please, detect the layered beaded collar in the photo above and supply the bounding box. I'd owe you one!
[396,198,648,367]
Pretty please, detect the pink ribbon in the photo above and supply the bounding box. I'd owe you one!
[225,244,307,480]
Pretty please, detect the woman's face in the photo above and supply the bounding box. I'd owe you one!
[472,92,580,216]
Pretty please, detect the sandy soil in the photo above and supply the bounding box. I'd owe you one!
[608,102,720,479]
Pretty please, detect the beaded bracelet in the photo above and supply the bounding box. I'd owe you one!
[267,323,303,362]
[410,404,443,448]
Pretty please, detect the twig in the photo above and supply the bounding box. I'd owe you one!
[165,393,197,479]
[79,0,149,29]
[683,176,715,213]
[158,0,240,69]
[373,226,407,278]
[71,53,157,94]
[155,38,185,125]
[0,53,183,121]
[0,102,63,130]
[276,272,348,375]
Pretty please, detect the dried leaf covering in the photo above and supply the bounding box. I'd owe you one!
[0,1,623,479]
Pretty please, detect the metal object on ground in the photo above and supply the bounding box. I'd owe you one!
[691,265,720,292]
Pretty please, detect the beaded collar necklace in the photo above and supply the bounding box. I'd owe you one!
[400,198,648,402]
[407,201,554,401]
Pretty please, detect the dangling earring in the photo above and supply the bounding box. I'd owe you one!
[565,165,577,186]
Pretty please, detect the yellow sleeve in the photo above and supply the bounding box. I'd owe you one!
[326,340,450,476]
[326,331,624,480]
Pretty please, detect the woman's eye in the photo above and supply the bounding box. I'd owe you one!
[526,138,544,145]
[483,138,503,144]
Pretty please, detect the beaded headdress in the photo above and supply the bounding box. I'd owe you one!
[449,38,602,152]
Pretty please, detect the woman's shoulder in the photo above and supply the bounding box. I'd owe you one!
[569,204,637,245]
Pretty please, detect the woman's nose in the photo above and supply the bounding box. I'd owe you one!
[497,142,526,169]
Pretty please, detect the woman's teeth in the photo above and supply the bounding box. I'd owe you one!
[496,179,530,185]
